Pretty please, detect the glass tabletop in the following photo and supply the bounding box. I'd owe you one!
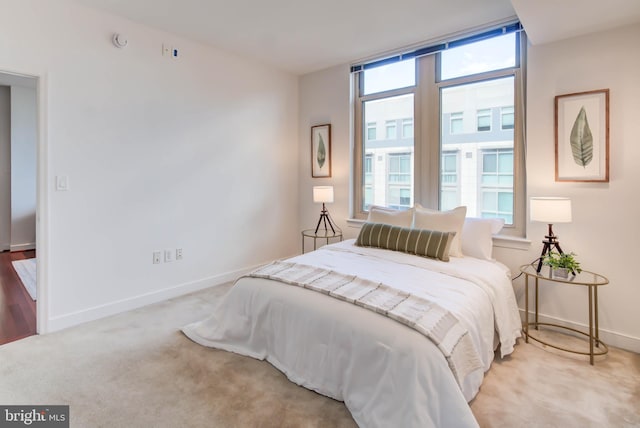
[519,263,609,286]
[302,229,343,238]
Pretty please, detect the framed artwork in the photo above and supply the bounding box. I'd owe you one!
[311,124,331,178]
[555,89,609,182]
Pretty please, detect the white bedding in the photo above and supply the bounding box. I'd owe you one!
[183,240,521,427]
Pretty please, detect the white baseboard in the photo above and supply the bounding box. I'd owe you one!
[519,308,640,354]
[46,264,262,333]
[10,243,36,252]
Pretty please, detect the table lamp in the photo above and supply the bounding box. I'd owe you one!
[530,197,572,273]
[313,186,336,234]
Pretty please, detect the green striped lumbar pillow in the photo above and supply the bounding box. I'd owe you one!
[355,222,455,262]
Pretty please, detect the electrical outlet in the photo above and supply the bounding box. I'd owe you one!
[176,248,183,260]
[171,47,179,59]
[164,249,174,263]
[153,251,162,264]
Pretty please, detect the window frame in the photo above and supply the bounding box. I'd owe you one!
[352,30,526,237]
[476,108,492,132]
[500,106,515,130]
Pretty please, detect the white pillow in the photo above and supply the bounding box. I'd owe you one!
[461,218,505,260]
[413,204,467,257]
[367,205,414,228]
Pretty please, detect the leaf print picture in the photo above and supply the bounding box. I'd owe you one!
[555,89,609,182]
[311,124,331,178]
[317,134,326,168]
[570,106,593,168]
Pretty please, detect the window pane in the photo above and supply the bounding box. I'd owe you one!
[483,152,497,173]
[440,190,458,211]
[482,191,497,209]
[441,76,514,223]
[402,118,413,138]
[385,120,397,139]
[443,154,456,173]
[498,192,513,212]
[498,152,513,173]
[363,59,416,95]
[477,109,491,132]
[363,94,414,210]
[440,33,516,81]
[367,122,377,140]
[501,106,514,130]
[450,112,464,134]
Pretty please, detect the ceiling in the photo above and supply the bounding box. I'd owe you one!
[74,0,640,75]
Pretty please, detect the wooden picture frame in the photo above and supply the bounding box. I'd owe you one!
[311,124,331,178]
[555,89,609,182]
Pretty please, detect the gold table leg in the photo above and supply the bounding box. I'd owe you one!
[524,274,529,343]
[589,284,594,365]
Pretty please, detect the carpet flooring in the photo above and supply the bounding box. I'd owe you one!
[0,283,638,427]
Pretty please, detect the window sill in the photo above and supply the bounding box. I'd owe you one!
[347,218,531,250]
[492,235,531,251]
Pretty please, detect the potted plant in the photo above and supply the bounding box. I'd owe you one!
[542,251,582,278]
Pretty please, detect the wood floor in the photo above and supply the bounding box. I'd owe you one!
[0,250,36,345]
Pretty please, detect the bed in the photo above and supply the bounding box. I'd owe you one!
[183,223,522,427]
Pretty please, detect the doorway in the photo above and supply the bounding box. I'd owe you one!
[0,71,38,345]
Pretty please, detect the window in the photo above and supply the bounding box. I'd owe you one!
[364,154,374,210]
[476,109,492,132]
[388,152,412,183]
[450,112,463,134]
[366,122,377,140]
[385,120,397,139]
[501,106,514,130]
[364,154,373,184]
[402,118,414,138]
[354,25,525,236]
[356,71,415,211]
[440,151,459,211]
[362,58,415,95]
[442,76,515,223]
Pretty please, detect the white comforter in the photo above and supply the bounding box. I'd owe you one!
[183,240,522,427]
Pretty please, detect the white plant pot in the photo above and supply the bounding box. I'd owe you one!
[552,267,569,279]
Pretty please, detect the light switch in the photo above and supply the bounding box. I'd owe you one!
[56,175,69,191]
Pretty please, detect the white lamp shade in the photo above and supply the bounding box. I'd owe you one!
[530,197,572,223]
[313,186,334,203]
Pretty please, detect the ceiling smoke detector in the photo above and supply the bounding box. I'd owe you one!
[112,33,128,48]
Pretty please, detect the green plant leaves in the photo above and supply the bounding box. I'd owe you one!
[570,106,593,167]
[317,134,326,168]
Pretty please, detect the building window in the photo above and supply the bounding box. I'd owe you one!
[480,148,514,223]
[385,120,397,139]
[477,109,492,132]
[354,28,525,235]
[364,154,374,188]
[501,106,514,130]
[388,187,412,210]
[402,118,413,138]
[450,112,463,134]
[388,152,412,183]
[366,122,377,140]
[440,151,459,211]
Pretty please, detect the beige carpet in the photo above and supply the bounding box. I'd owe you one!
[0,283,638,428]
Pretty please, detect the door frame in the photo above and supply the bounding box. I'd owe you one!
[0,68,49,334]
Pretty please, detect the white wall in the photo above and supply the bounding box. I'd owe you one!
[298,24,640,352]
[0,0,299,331]
[502,23,640,352]
[298,64,353,240]
[0,86,10,250]
[10,85,37,251]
